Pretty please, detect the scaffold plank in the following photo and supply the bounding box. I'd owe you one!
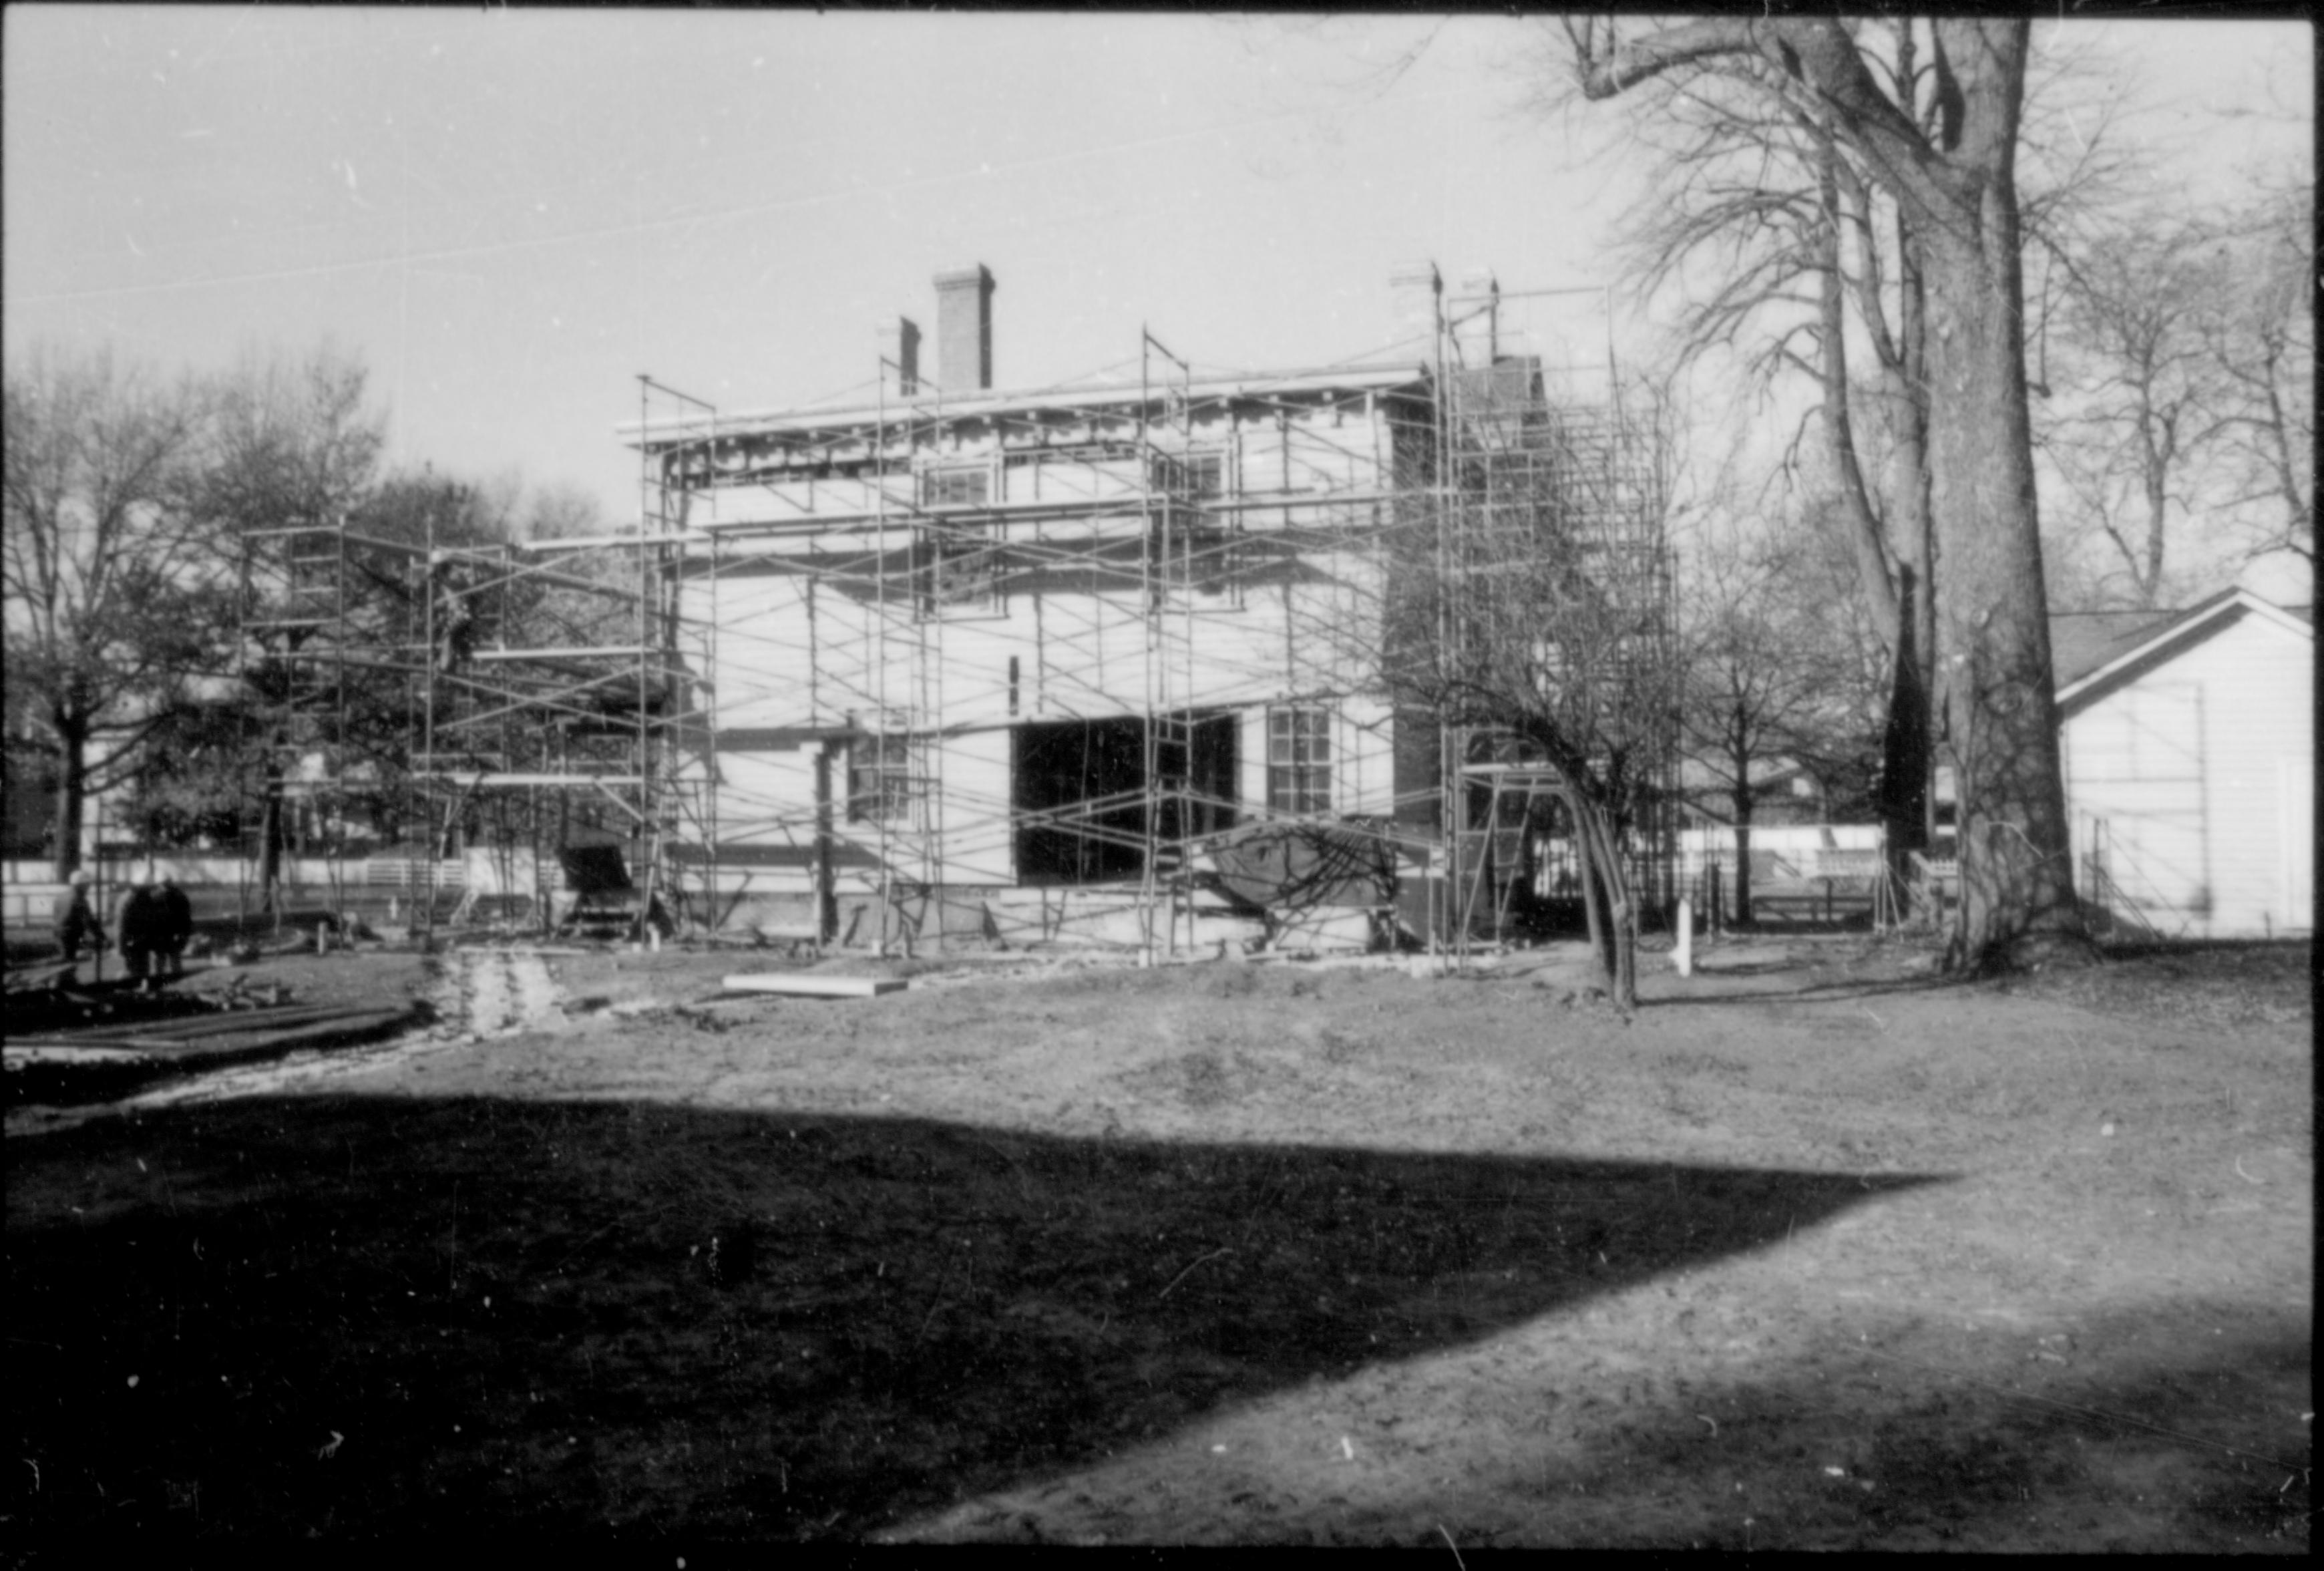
[470,645,659,661]
[409,772,647,788]
[720,973,907,999]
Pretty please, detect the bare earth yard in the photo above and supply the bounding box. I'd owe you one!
[3,934,2311,1548]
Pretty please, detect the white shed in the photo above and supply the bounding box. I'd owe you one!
[2053,589,2313,940]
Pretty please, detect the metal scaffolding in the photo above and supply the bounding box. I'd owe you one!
[230,409,714,941]
[1431,280,1680,959]
[220,266,1673,958]
[633,331,1421,958]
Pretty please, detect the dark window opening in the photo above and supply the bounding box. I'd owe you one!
[1013,713,1237,883]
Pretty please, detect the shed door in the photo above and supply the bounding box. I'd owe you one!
[2074,683,2209,929]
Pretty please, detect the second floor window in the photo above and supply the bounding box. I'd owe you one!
[920,526,1004,617]
[922,467,991,508]
[1150,449,1229,500]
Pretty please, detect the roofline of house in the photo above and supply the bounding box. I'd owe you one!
[2054,586,2313,712]
[615,360,1434,450]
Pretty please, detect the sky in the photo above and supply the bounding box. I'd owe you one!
[5,9,2311,530]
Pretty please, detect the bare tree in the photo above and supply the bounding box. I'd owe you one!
[2032,178,2313,609]
[192,347,385,902]
[1350,369,1680,1008]
[1565,15,2090,969]
[2193,185,2315,564]
[1599,19,2140,919]
[1678,513,1883,920]
[3,346,225,878]
[2040,215,2229,608]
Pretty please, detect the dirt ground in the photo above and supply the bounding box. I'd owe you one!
[3,932,2311,1548]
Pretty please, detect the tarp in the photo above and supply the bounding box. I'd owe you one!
[557,845,633,897]
[1203,823,1397,913]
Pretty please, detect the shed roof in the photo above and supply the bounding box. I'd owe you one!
[2051,586,2313,715]
[2048,606,2182,690]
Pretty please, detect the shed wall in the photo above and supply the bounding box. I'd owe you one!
[2063,609,2312,937]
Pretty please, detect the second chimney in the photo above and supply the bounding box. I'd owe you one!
[882,317,922,396]
[934,264,995,393]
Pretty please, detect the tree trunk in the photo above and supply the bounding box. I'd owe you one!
[1919,224,2086,967]
[1878,564,1934,897]
[1570,790,1636,1009]
[2139,439,2168,605]
[1731,772,1756,932]
[1815,132,1936,908]
[256,756,286,916]
[49,727,87,881]
[1570,790,1607,975]
[1591,806,1637,1007]
[1887,198,1939,892]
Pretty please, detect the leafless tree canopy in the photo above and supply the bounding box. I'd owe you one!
[1559,15,2094,968]
[4,349,224,870]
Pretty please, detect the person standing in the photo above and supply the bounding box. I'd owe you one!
[117,880,165,992]
[158,874,195,979]
[52,871,105,981]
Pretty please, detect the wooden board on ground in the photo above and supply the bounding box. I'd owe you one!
[721,973,906,999]
[4,1007,417,1067]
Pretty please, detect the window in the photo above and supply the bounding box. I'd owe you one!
[1267,707,1332,814]
[920,467,991,508]
[1149,449,1229,500]
[920,526,1004,617]
[847,732,916,824]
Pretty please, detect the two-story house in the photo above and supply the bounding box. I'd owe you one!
[621,264,1666,954]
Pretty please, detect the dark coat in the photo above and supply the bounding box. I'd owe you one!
[160,884,195,949]
[118,886,166,949]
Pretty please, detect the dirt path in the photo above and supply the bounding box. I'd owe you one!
[447,946,562,1039]
[3,936,2309,1547]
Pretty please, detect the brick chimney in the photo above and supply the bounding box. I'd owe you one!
[934,264,995,393]
[882,317,922,396]
[1451,271,1499,367]
[1390,259,1442,353]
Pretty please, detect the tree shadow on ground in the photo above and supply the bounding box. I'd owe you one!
[5,1095,1937,1540]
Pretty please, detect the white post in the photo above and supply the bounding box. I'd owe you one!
[1674,896,1694,977]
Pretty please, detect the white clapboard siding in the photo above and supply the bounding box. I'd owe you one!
[2187,612,2312,935]
[674,391,1413,894]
